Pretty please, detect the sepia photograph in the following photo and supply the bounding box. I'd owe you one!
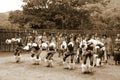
[0,0,120,80]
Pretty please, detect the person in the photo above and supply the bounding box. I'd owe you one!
[63,38,76,70]
[101,35,108,63]
[76,35,85,63]
[113,34,120,65]
[14,36,23,63]
[106,36,112,60]
[42,32,48,42]
[59,40,67,57]
[81,35,94,73]
[40,41,48,62]
[46,39,56,67]
[30,36,41,65]
[94,43,105,67]
[88,36,105,67]
[57,34,66,57]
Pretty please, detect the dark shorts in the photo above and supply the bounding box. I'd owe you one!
[65,51,76,56]
[97,50,104,58]
[42,49,47,51]
[114,51,120,61]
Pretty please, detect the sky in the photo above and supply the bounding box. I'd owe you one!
[0,0,25,13]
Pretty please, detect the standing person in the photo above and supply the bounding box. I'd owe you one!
[101,35,108,63]
[63,38,76,70]
[106,36,112,60]
[57,34,63,57]
[42,32,48,42]
[113,34,120,65]
[76,35,83,63]
[26,33,33,43]
[94,41,105,67]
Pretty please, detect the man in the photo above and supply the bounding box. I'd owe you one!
[14,37,23,63]
[81,35,94,73]
[94,43,105,67]
[46,40,56,67]
[30,37,41,65]
[63,38,75,70]
[59,41,67,57]
[77,36,87,63]
[40,41,48,62]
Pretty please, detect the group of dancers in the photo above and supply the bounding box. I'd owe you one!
[5,31,120,73]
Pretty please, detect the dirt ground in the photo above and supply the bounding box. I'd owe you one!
[0,52,120,80]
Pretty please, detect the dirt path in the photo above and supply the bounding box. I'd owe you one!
[0,52,120,80]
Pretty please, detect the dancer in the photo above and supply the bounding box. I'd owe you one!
[46,39,56,67]
[14,36,23,63]
[63,38,75,70]
[30,36,41,65]
[81,36,94,73]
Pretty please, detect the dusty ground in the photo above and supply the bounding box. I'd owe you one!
[0,52,120,80]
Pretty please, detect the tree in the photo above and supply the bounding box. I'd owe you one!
[88,0,120,30]
[102,8,120,30]
[0,13,12,29]
[9,0,116,30]
[9,10,26,28]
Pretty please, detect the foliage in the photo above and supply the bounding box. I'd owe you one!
[8,0,120,30]
[0,13,12,29]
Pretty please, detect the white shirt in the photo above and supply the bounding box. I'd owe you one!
[61,41,67,49]
[41,42,48,48]
[49,42,56,48]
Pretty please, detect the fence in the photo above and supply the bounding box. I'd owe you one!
[0,29,120,52]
